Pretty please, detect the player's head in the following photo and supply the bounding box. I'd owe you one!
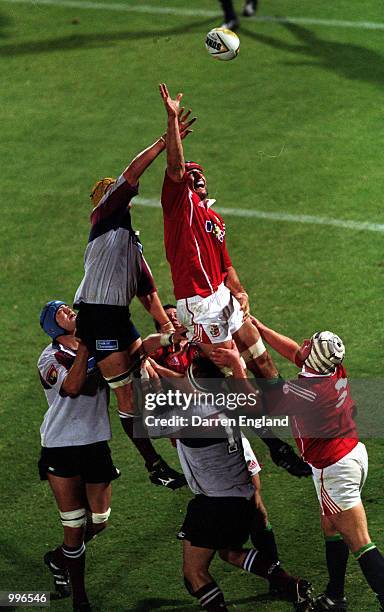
[185,161,207,200]
[40,301,76,339]
[154,304,182,332]
[300,331,345,374]
[187,355,224,391]
[90,177,116,208]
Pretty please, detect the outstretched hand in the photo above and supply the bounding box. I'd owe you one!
[178,107,196,140]
[159,83,183,117]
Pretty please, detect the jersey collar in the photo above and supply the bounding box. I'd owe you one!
[205,198,216,209]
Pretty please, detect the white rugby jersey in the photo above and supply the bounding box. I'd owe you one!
[74,174,150,307]
[37,343,111,447]
[176,433,258,499]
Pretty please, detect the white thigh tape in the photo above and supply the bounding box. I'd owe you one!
[241,337,266,362]
[105,371,133,389]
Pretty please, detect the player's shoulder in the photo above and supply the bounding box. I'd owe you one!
[37,343,56,369]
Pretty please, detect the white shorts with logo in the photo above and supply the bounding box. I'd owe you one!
[177,283,244,344]
[311,442,368,516]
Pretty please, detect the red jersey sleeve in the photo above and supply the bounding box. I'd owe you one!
[161,171,189,217]
[265,379,319,417]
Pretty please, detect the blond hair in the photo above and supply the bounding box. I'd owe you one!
[90,177,116,207]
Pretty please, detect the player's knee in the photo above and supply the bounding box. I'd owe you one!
[218,549,230,562]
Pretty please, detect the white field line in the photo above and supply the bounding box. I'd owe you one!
[1,0,384,31]
[134,197,384,234]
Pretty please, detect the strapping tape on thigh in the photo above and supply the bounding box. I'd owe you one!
[60,508,86,528]
[104,370,133,389]
[241,337,266,362]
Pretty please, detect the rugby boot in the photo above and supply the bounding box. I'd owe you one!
[243,0,258,17]
[44,551,71,599]
[149,458,187,489]
[314,593,348,611]
[220,18,240,31]
[270,576,313,610]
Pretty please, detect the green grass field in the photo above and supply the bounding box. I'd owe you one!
[1,0,383,610]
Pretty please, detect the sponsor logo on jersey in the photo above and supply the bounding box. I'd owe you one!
[96,339,119,351]
[205,220,225,242]
[209,324,221,338]
[46,364,58,386]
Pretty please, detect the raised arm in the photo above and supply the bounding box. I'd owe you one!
[250,317,300,364]
[159,83,185,182]
[123,136,166,186]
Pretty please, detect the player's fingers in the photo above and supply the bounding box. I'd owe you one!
[178,106,185,118]
[184,116,197,128]
[176,92,183,103]
[180,130,193,140]
[180,108,191,121]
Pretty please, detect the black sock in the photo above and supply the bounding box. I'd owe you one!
[193,582,227,611]
[324,536,349,599]
[250,523,279,564]
[355,544,384,598]
[62,543,88,606]
[219,0,237,22]
[119,414,160,470]
[242,548,277,579]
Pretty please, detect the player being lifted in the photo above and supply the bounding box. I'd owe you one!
[158,84,278,385]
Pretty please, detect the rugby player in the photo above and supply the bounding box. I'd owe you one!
[158,83,279,384]
[211,324,384,611]
[38,300,121,612]
[74,117,193,489]
[150,304,312,478]
[170,357,313,611]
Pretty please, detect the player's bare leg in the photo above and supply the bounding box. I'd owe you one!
[183,540,228,611]
[46,474,89,610]
[84,483,112,541]
[233,317,279,379]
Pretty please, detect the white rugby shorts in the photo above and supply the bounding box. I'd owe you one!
[311,442,368,516]
[177,283,244,344]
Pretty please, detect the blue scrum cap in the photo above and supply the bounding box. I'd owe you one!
[40,300,67,339]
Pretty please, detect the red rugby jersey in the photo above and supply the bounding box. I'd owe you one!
[266,365,358,469]
[161,172,232,300]
[152,343,199,375]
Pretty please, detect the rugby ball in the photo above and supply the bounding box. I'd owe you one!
[205,28,240,61]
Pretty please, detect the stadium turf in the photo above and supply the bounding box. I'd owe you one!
[1,0,383,609]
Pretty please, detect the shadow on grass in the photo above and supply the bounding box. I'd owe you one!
[240,19,384,87]
[0,18,214,56]
[0,11,11,38]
